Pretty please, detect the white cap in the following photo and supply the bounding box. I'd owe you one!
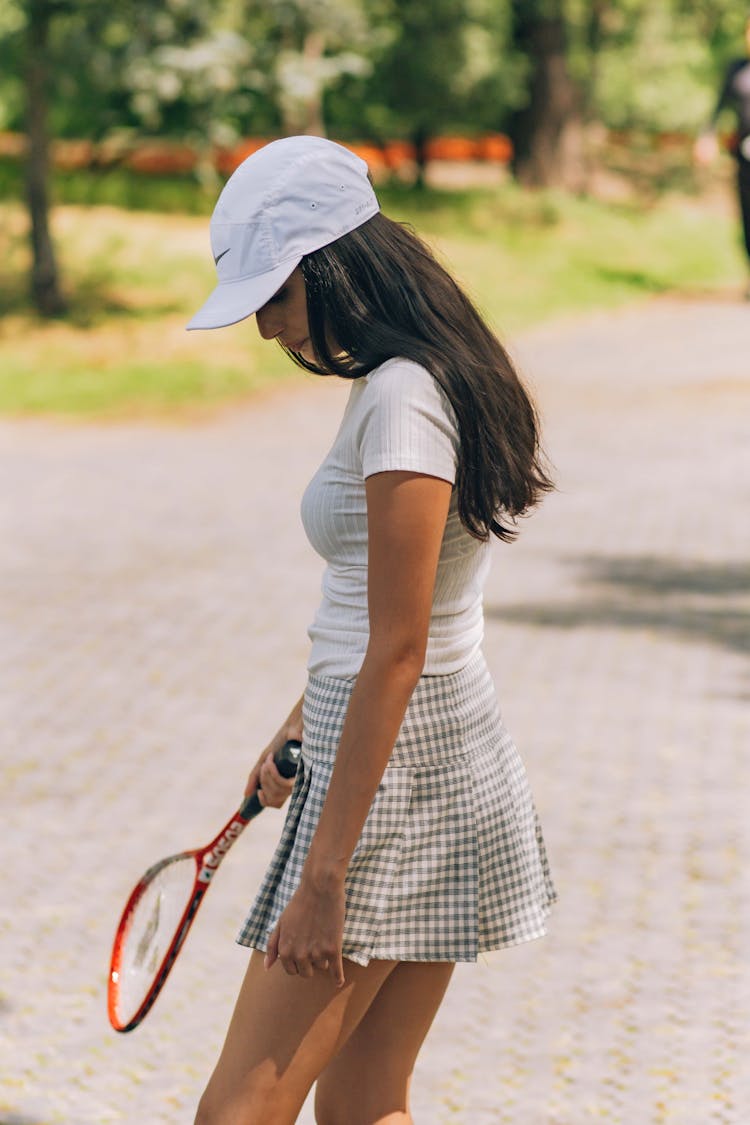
[186,136,380,331]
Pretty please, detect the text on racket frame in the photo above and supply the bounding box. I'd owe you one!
[197,819,245,883]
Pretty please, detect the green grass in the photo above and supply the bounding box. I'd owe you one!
[380,183,743,332]
[0,156,218,214]
[0,171,744,419]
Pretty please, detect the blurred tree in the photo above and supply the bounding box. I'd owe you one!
[5,0,270,313]
[339,0,524,187]
[508,0,583,189]
[588,2,708,133]
[238,0,375,137]
[565,0,750,135]
[363,0,469,185]
[3,0,750,320]
[1,0,276,145]
[24,0,66,315]
[51,0,265,150]
[1,0,379,143]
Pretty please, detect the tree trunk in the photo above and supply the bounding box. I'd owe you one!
[509,0,583,190]
[583,0,608,120]
[301,30,326,136]
[25,0,66,316]
[411,124,429,190]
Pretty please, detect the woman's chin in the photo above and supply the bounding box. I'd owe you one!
[292,338,313,360]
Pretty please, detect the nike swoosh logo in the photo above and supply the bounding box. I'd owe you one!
[214,248,231,265]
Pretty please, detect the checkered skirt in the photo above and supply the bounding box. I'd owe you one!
[237,651,556,965]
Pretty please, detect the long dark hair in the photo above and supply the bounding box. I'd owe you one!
[286,212,553,542]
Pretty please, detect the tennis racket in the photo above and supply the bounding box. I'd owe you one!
[107,739,301,1033]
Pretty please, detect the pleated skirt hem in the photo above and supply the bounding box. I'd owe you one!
[237,651,556,966]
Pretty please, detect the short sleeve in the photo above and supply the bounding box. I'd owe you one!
[355,359,459,484]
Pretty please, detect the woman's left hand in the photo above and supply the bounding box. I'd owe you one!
[264,873,346,988]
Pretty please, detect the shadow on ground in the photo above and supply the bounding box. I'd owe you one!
[0,1117,47,1125]
[487,554,750,659]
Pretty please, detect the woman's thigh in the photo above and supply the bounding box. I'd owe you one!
[196,950,398,1125]
[314,961,455,1125]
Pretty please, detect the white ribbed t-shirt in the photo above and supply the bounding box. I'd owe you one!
[301,357,491,678]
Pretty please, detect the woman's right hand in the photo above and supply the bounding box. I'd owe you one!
[245,747,297,808]
[244,697,304,808]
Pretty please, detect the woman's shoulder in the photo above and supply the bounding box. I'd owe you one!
[364,356,434,390]
[361,357,454,418]
[352,357,459,476]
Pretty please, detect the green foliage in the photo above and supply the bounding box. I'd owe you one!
[595,5,711,130]
[0,0,24,130]
[565,0,750,131]
[328,0,524,142]
[0,155,218,212]
[243,0,375,134]
[1,0,279,142]
[2,0,748,147]
[0,355,269,416]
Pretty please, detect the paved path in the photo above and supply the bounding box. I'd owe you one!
[2,298,749,1124]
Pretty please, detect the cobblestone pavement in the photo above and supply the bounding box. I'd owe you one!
[2,297,749,1124]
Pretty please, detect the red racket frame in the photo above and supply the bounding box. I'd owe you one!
[108,740,300,1033]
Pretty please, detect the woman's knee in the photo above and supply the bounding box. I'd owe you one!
[194,1085,224,1125]
[315,1104,410,1125]
[194,1085,244,1125]
[194,1073,295,1125]
[194,1087,218,1125]
[314,1076,410,1125]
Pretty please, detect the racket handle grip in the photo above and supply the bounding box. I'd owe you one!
[240,739,302,820]
[274,738,303,778]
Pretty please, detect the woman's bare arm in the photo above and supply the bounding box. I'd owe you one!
[265,469,452,982]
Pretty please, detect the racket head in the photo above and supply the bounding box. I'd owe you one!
[107,742,300,1033]
[108,850,202,1032]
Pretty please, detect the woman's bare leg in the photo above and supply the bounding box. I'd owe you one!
[195,951,397,1125]
[314,961,455,1125]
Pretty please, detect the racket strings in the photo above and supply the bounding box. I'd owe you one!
[112,855,197,1027]
[134,892,162,972]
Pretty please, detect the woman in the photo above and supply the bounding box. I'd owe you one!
[187,135,556,1125]
[694,14,750,297]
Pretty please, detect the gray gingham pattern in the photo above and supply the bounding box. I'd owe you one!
[237,651,556,964]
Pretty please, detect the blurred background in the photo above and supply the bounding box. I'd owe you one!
[0,0,748,418]
[3,6,750,1123]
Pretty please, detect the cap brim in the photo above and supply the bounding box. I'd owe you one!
[186,258,301,331]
